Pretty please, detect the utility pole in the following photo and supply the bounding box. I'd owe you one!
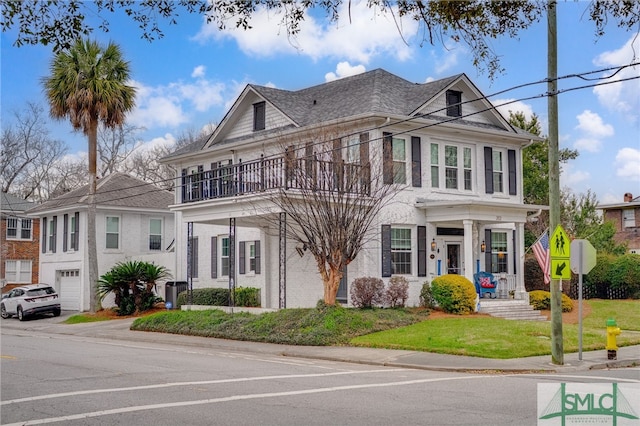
[547,0,564,365]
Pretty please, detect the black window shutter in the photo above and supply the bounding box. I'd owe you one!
[74,212,80,249]
[63,214,68,252]
[42,217,47,253]
[484,147,494,194]
[484,229,492,272]
[359,133,370,192]
[381,225,392,277]
[211,236,217,278]
[417,226,427,277]
[51,216,57,253]
[411,136,422,187]
[383,132,393,184]
[181,169,187,202]
[255,240,261,274]
[239,241,246,274]
[508,149,517,195]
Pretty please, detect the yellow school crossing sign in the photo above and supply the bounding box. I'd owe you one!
[550,225,571,280]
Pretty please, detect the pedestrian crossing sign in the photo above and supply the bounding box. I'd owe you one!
[550,225,570,259]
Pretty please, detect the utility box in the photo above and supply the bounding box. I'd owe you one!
[165,281,188,309]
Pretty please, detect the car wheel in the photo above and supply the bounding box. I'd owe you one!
[17,306,25,321]
[53,308,61,317]
[0,304,9,319]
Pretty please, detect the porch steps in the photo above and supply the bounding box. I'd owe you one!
[478,299,547,321]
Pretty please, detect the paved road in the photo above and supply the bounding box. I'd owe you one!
[2,314,639,425]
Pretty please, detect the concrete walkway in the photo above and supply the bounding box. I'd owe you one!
[2,313,639,373]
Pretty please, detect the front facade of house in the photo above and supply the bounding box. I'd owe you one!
[600,192,640,254]
[165,69,546,308]
[1,192,39,289]
[27,173,175,311]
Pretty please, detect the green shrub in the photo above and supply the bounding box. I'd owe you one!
[419,282,436,309]
[430,274,476,314]
[350,277,384,308]
[234,287,261,307]
[610,254,640,299]
[177,287,230,308]
[529,290,573,312]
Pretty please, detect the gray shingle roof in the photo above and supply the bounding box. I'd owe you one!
[250,69,461,127]
[27,173,174,214]
[1,192,35,214]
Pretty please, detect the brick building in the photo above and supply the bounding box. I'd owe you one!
[1,192,40,289]
[600,192,640,254]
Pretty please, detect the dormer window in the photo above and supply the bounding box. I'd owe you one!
[446,90,462,117]
[253,101,266,131]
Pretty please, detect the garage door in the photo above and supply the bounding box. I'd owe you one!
[58,269,81,311]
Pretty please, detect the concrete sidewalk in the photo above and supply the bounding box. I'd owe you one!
[2,314,639,373]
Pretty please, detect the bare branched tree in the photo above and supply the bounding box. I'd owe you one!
[97,123,142,177]
[0,102,67,197]
[259,128,400,305]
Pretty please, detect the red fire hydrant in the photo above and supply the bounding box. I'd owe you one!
[606,318,621,360]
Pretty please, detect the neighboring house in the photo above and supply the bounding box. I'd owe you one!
[1,192,39,289]
[26,173,175,311]
[599,192,640,254]
[163,69,546,309]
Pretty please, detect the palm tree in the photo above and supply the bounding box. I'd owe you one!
[42,38,136,313]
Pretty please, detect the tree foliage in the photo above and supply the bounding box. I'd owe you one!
[3,1,639,79]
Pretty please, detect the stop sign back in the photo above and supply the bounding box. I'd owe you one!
[570,239,597,274]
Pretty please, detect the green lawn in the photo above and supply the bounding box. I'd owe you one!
[350,299,640,358]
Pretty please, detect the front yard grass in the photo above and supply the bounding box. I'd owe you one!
[124,299,640,359]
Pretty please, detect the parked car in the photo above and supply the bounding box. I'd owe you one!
[1,284,61,321]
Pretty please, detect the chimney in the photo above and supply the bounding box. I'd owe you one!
[624,193,633,202]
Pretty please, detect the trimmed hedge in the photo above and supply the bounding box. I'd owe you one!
[529,290,573,312]
[430,274,477,314]
[176,287,260,308]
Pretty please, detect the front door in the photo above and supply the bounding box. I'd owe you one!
[446,243,461,274]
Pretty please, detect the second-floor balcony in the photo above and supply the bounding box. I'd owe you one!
[181,153,371,204]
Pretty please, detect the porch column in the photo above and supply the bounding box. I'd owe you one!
[515,222,529,302]
[279,212,286,308]
[463,219,474,283]
[229,218,236,308]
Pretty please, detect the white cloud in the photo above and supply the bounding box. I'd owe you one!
[325,62,366,82]
[572,110,614,153]
[560,164,590,189]
[194,1,416,64]
[191,65,206,79]
[132,134,177,155]
[492,99,535,122]
[593,34,640,121]
[615,147,640,181]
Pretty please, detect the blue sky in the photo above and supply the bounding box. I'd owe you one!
[2,1,639,204]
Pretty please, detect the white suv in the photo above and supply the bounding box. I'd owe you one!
[1,284,61,321]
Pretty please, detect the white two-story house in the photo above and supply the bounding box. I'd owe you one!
[164,69,546,309]
[27,173,175,311]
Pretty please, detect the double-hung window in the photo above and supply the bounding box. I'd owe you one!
[392,138,406,184]
[623,209,635,228]
[492,150,504,194]
[445,145,458,189]
[70,213,79,251]
[248,242,257,273]
[430,144,439,188]
[221,237,230,276]
[48,216,57,252]
[5,260,32,283]
[431,142,473,191]
[6,218,32,240]
[106,216,119,249]
[149,218,162,250]
[491,232,508,273]
[391,228,412,275]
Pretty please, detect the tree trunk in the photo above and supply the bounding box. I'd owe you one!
[322,265,342,305]
[88,119,99,313]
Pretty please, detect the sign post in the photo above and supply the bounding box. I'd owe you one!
[570,239,597,360]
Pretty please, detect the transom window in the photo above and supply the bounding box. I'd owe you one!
[391,228,412,275]
[6,218,32,240]
[149,218,162,250]
[106,216,120,249]
[392,138,406,184]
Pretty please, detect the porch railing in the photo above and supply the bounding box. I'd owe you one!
[181,154,370,203]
